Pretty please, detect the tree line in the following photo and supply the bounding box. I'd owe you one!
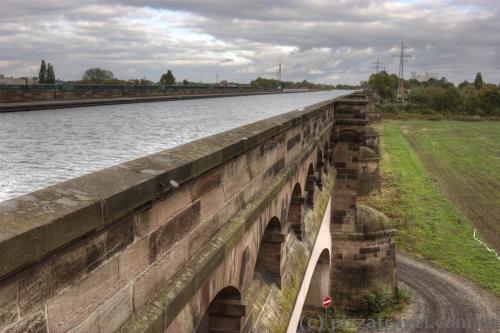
[33,63,342,90]
[369,71,500,116]
[249,77,336,90]
[38,60,56,84]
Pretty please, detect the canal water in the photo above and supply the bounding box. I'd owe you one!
[0,90,349,202]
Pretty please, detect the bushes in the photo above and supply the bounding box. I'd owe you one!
[362,285,410,317]
[369,72,500,116]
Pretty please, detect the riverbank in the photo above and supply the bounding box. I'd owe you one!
[0,90,310,112]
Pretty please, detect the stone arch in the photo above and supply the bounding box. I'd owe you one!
[304,249,331,307]
[305,164,315,209]
[195,286,246,333]
[255,216,285,287]
[324,140,332,166]
[287,183,304,239]
[337,129,360,143]
[316,149,324,189]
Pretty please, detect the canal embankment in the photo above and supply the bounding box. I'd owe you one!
[0,90,300,112]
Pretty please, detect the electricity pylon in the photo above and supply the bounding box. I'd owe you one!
[392,42,412,103]
[371,59,385,74]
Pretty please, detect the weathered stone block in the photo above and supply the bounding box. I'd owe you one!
[223,168,251,201]
[106,216,134,258]
[190,168,222,201]
[97,284,133,333]
[187,210,226,259]
[46,257,120,333]
[118,237,149,282]
[0,192,102,282]
[154,184,192,226]
[0,280,17,327]
[133,207,156,238]
[133,239,188,310]
[149,202,200,263]
[86,233,106,272]
[199,187,225,223]
[18,241,88,315]
[66,312,98,333]
[0,311,47,333]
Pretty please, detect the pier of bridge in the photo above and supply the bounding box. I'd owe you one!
[0,91,396,333]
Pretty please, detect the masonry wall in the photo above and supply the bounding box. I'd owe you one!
[329,93,396,312]
[0,96,337,333]
[0,84,275,103]
[331,231,396,310]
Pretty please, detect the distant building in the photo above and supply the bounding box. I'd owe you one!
[0,76,39,85]
[411,71,439,82]
[0,73,39,85]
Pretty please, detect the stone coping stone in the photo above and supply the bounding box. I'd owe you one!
[332,229,397,241]
[0,95,347,281]
[336,119,369,125]
[334,98,369,105]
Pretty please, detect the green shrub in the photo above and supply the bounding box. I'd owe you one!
[362,285,395,315]
[395,287,410,303]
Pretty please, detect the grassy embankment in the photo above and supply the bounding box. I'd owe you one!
[361,121,500,296]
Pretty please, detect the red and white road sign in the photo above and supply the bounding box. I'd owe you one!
[322,295,332,309]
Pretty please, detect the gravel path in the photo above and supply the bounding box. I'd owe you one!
[360,255,500,332]
[383,255,500,332]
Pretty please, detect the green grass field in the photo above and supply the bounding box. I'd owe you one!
[361,121,500,296]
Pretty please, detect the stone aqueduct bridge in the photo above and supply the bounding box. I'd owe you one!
[0,92,396,333]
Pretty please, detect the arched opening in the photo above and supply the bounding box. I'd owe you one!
[256,217,284,287]
[316,150,324,189]
[287,183,304,239]
[338,130,360,143]
[196,286,246,333]
[324,141,332,167]
[305,164,315,209]
[304,249,330,307]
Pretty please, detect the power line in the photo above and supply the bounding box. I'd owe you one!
[392,41,412,103]
[371,58,385,74]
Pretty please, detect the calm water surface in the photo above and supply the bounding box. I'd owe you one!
[0,90,349,202]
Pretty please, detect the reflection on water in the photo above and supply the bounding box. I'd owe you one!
[0,90,349,201]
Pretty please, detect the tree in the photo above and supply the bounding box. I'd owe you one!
[82,68,115,83]
[458,80,470,89]
[46,63,56,84]
[368,71,398,101]
[474,72,483,90]
[39,60,47,84]
[460,85,482,114]
[250,77,280,89]
[160,70,175,85]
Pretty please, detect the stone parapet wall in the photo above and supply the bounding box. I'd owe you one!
[0,93,341,332]
[0,84,275,103]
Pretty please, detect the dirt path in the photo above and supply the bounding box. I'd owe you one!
[391,255,500,332]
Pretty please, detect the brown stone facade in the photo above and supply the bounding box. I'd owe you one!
[0,95,340,332]
[0,90,392,331]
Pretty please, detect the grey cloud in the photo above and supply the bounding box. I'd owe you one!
[0,0,499,84]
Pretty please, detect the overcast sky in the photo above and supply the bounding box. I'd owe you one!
[0,0,498,84]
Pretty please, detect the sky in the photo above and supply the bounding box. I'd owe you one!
[0,0,498,85]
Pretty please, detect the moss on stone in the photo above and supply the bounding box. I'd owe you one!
[358,146,379,161]
[355,205,391,233]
